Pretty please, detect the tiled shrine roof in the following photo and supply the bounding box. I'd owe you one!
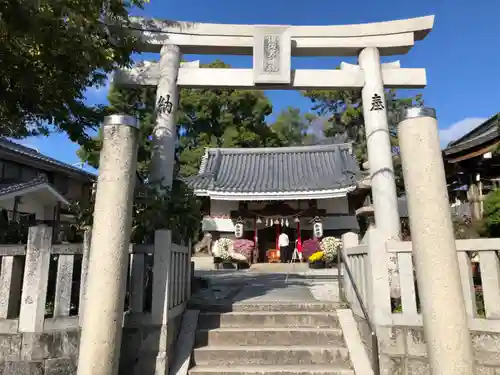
[444,113,499,157]
[185,144,361,200]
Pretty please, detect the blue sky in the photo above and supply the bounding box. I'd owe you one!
[20,0,500,171]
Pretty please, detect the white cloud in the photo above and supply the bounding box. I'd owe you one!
[438,117,487,148]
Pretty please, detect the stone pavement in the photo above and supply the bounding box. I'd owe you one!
[193,263,341,304]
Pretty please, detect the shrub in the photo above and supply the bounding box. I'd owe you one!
[482,189,500,237]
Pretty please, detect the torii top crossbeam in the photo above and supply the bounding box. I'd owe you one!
[129,15,434,56]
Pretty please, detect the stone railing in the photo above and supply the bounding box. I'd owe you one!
[341,229,500,374]
[0,225,192,374]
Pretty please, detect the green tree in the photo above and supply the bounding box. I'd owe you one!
[70,181,201,245]
[303,89,423,194]
[270,107,318,146]
[0,0,148,143]
[177,60,281,177]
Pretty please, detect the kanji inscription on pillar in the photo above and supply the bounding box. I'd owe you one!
[370,93,385,111]
[157,94,173,115]
[253,26,291,84]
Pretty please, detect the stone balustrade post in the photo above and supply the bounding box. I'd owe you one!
[364,227,392,327]
[78,228,91,327]
[18,225,52,333]
[141,229,173,375]
[340,232,359,305]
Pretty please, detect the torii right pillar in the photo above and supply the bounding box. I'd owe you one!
[359,47,401,297]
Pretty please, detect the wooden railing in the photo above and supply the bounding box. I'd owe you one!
[0,225,192,334]
[342,231,500,331]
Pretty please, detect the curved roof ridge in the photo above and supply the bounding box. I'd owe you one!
[206,143,352,154]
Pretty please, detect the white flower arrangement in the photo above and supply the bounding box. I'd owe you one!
[212,237,233,261]
[320,237,341,262]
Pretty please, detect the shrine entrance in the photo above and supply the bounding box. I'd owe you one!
[231,201,325,263]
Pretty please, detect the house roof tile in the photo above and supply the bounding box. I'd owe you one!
[0,138,95,180]
[0,175,49,196]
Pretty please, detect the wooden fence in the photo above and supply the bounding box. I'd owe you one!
[342,230,500,331]
[0,225,192,334]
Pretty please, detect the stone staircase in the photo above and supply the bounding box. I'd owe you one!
[189,302,357,375]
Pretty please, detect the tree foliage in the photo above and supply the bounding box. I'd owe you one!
[481,189,500,237]
[0,0,147,143]
[303,88,424,194]
[70,181,201,245]
[78,60,283,178]
[270,107,320,146]
[177,60,282,177]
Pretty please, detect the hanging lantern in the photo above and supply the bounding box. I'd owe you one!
[235,218,244,238]
[256,217,262,224]
[285,218,289,227]
[281,218,284,227]
[312,217,323,239]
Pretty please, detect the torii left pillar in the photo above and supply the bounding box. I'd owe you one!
[150,43,181,186]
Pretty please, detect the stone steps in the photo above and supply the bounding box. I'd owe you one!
[190,302,354,375]
[198,311,340,329]
[189,365,355,375]
[195,327,345,346]
[228,302,344,312]
[192,345,351,366]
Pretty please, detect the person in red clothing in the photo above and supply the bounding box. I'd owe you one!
[295,237,303,262]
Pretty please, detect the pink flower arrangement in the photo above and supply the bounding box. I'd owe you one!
[301,238,321,261]
[232,239,255,262]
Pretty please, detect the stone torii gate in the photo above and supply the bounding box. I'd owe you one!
[114,15,435,295]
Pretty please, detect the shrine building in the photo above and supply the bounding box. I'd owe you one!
[186,143,362,262]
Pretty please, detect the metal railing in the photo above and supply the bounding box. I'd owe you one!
[337,248,380,375]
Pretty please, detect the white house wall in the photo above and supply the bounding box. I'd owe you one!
[0,196,53,221]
